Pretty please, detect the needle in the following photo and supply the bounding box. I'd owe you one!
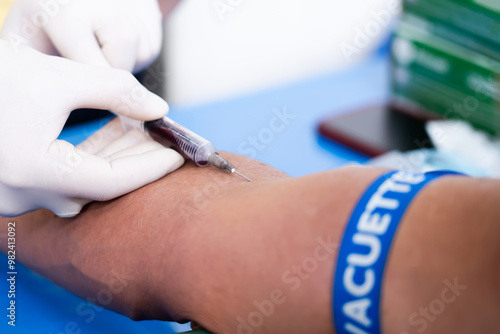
[235,170,252,182]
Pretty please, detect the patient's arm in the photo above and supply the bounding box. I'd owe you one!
[1,153,500,334]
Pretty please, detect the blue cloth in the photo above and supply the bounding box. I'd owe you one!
[332,170,461,334]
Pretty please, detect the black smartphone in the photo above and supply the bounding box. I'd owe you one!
[318,104,435,157]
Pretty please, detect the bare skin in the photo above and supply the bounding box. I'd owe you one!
[1,152,499,334]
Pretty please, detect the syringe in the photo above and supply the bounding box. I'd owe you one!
[140,117,252,182]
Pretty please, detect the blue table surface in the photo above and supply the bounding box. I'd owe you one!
[1,53,389,334]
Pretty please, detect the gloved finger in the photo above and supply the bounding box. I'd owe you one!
[43,145,174,217]
[105,140,167,161]
[46,197,91,218]
[134,30,162,73]
[95,128,151,159]
[65,62,169,121]
[77,118,125,154]
[44,18,110,68]
[92,148,184,201]
[0,184,88,218]
[44,140,184,201]
[0,4,56,55]
[0,183,34,218]
[134,3,163,72]
[95,17,140,72]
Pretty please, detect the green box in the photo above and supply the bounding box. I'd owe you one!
[401,12,500,62]
[392,65,500,135]
[404,0,500,47]
[459,0,500,14]
[393,20,500,105]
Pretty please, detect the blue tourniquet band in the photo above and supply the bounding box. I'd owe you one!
[332,170,461,334]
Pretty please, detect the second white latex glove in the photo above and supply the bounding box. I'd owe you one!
[1,0,163,73]
[0,41,184,218]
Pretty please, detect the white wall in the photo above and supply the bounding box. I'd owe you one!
[165,0,400,106]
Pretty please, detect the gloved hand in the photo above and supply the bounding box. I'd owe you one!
[1,0,163,73]
[0,41,184,218]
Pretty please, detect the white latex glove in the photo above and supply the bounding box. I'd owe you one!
[1,0,163,73]
[0,41,184,218]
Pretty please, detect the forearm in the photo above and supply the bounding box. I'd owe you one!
[0,202,190,321]
[1,161,499,333]
[0,153,345,330]
[0,153,295,323]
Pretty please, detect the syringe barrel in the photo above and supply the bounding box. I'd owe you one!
[143,117,215,167]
